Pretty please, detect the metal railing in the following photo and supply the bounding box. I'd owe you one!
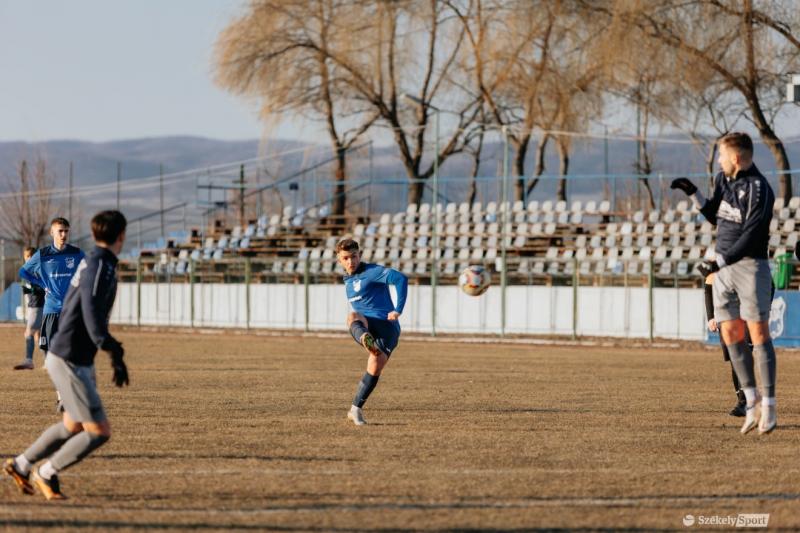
[114,255,788,341]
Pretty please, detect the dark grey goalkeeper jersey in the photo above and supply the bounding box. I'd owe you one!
[49,246,120,366]
[699,164,774,266]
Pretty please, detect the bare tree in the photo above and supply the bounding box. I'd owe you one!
[351,0,481,204]
[454,0,560,201]
[455,0,603,201]
[0,159,54,247]
[585,0,800,204]
[214,0,378,218]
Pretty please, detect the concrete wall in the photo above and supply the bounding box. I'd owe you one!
[111,282,708,340]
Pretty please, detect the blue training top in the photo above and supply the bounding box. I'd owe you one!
[343,262,408,320]
[19,244,85,315]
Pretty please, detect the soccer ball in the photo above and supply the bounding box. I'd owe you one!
[458,265,491,296]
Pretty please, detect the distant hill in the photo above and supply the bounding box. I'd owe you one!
[0,134,798,242]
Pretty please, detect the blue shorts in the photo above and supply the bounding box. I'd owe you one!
[355,317,401,357]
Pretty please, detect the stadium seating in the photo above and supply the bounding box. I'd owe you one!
[140,192,800,289]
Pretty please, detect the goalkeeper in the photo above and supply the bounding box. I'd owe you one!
[671,132,777,435]
[4,211,129,501]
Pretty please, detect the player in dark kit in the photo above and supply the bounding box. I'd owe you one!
[4,211,128,500]
[14,247,46,370]
[672,132,777,435]
[336,238,408,425]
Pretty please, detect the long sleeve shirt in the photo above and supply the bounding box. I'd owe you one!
[343,262,408,320]
[697,165,774,267]
[19,244,85,314]
[49,246,120,366]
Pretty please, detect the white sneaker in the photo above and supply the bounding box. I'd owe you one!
[740,401,761,434]
[758,404,777,434]
[347,406,366,426]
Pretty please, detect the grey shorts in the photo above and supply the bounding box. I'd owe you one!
[26,307,43,331]
[45,353,107,423]
[713,258,772,322]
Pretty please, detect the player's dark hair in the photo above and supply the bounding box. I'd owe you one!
[335,238,359,254]
[91,210,127,244]
[23,246,36,257]
[50,217,70,228]
[719,132,753,159]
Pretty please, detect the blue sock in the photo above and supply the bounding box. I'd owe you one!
[353,372,380,408]
[349,320,369,344]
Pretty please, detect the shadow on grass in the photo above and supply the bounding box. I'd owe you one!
[93,453,349,462]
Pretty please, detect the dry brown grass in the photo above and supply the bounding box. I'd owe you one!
[1,325,799,531]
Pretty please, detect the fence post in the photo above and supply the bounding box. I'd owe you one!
[500,127,509,338]
[0,239,5,293]
[245,257,251,330]
[189,258,195,328]
[167,256,172,326]
[649,256,655,343]
[304,255,310,332]
[136,256,142,327]
[572,257,578,340]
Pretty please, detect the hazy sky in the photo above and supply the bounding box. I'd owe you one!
[1,1,798,145]
[0,0,304,142]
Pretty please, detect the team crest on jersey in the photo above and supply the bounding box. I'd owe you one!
[353,279,362,292]
[66,257,75,269]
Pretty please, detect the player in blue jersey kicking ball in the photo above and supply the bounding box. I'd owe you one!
[336,238,408,426]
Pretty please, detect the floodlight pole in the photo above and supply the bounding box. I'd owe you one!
[500,126,509,337]
[160,164,165,243]
[116,161,121,210]
[431,108,440,337]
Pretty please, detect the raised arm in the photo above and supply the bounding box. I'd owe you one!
[671,175,724,225]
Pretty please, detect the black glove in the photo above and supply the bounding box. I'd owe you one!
[104,340,129,387]
[696,260,719,279]
[670,177,698,196]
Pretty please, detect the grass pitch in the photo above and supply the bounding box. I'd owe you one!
[1,325,799,531]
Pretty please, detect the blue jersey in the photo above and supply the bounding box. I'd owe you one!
[344,262,408,320]
[19,244,85,315]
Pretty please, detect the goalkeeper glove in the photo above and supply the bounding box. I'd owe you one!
[696,260,719,279]
[670,177,698,196]
[104,340,129,388]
